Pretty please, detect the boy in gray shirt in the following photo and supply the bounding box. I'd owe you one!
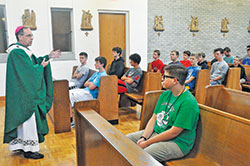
[210,48,229,85]
[118,53,143,93]
[69,52,89,89]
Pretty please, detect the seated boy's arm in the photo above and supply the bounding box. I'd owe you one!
[121,75,134,84]
[84,80,90,87]
[156,69,161,73]
[75,73,83,80]
[87,82,97,90]
[72,70,78,79]
[138,126,183,149]
[210,76,222,82]
[185,76,195,84]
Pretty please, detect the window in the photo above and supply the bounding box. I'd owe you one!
[51,8,74,60]
[0,5,8,63]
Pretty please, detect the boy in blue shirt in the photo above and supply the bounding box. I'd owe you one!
[185,54,200,91]
[69,56,107,127]
[242,48,250,65]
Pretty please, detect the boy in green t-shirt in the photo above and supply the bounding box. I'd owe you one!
[127,64,199,162]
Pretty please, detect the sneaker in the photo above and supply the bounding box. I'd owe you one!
[24,152,44,159]
[71,121,75,128]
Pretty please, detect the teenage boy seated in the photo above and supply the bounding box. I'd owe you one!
[69,52,89,89]
[127,64,199,163]
[180,50,191,68]
[230,56,246,84]
[108,47,125,79]
[210,48,229,85]
[169,50,182,65]
[69,56,107,127]
[242,48,250,65]
[197,52,208,69]
[185,54,201,91]
[151,50,165,74]
[240,45,250,62]
[223,47,234,64]
[118,53,143,93]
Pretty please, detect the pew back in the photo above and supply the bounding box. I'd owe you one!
[75,75,118,122]
[75,108,162,166]
[205,85,250,120]
[193,69,210,104]
[225,67,241,90]
[49,80,71,133]
[242,65,250,76]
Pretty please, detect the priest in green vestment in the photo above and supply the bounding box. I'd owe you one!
[4,26,61,159]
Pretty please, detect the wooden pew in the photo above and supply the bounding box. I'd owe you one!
[147,62,152,72]
[124,69,162,105]
[242,65,250,90]
[192,69,210,104]
[74,75,119,124]
[74,108,162,166]
[205,85,250,120]
[139,90,250,166]
[225,67,241,90]
[49,68,118,133]
[48,67,96,133]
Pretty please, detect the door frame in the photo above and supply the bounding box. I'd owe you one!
[98,9,129,65]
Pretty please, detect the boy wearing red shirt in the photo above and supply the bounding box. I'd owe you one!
[180,51,191,68]
[151,50,165,74]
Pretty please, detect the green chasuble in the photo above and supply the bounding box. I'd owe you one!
[4,43,53,143]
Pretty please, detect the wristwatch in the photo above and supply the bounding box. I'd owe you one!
[139,136,147,141]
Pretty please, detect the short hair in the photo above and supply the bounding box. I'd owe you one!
[198,52,206,58]
[154,50,161,56]
[129,53,141,64]
[234,56,240,59]
[79,52,88,58]
[15,26,29,41]
[164,64,187,85]
[247,45,250,48]
[112,47,122,56]
[171,50,179,57]
[183,50,191,57]
[95,56,107,68]
[214,48,224,54]
[224,47,231,53]
[190,53,200,60]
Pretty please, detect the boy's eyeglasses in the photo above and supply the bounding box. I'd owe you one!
[163,75,176,79]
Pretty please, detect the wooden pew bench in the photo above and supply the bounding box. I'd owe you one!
[139,90,250,166]
[205,85,250,120]
[48,67,96,133]
[123,67,162,105]
[49,67,118,133]
[242,65,250,90]
[224,67,241,90]
[190,69,210,104]
[74,108,162,166]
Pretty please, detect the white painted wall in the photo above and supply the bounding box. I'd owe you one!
[0,0,148,96]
